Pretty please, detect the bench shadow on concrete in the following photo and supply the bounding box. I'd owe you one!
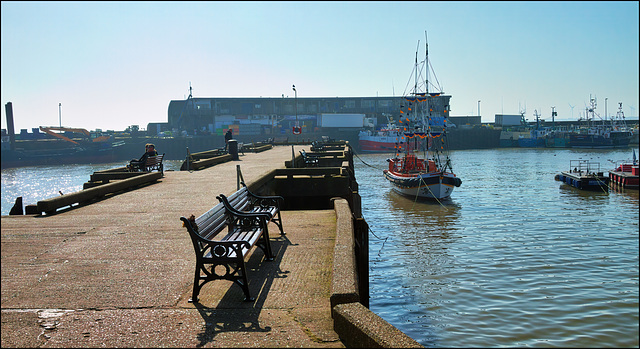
[192,233,296,347]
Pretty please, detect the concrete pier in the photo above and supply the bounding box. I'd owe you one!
[1,145,422,348]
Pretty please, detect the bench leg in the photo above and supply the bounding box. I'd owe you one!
[257,225,274,262]
[272,211,285,235]
[189,261,203,303]
[189,259,255,302]
[234,258,254,302]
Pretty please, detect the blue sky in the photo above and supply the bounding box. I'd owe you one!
[2,1,638,132]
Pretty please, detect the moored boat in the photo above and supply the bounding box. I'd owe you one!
[358,121,404,153]
[1,126,125,169]
[609,150,639,189]
[555,159,609,191]
[499,129,529,147]
[383,34,462,200]
[517,110,548,148]
[543,107,574,148]
[569,99,633,149]
[544,128,573,148]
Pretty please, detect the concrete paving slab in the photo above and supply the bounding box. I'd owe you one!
[2,146,345,347]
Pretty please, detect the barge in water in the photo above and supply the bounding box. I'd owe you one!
[555,159,609,191]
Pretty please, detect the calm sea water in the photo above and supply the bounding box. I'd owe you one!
[2,149,638,347]
[1,160,185,215]
[356,148,639,348]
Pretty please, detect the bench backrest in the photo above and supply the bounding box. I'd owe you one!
[300,149,318,166]
[182,202,228,244]
[144,153,164,172]
[224,187,252,212]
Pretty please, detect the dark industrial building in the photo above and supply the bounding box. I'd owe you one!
[162,95,461,137]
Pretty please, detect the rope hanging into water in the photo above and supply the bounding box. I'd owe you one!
[352,147,387,171]
[352,144,453,257]
[591,173,610,194]
[413,175,447,209]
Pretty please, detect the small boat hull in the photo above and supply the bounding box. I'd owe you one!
[358,130,427,153]
[384,169,461,199]
[609,163,639,189]
[555,159,610,191]
[569,132,632,149]
[359,138,402,152]
[555,171,609,191]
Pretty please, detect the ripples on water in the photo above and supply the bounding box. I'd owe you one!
[1,151,638,347]
[357,148,638,348]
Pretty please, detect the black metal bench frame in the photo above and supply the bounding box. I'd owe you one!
[300,149,319,167]
[130,153,165,173]
[217,182,285,236]
[180,200,273,302]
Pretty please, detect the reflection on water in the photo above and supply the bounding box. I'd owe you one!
[358,148,639,348]
[385,190,461,225]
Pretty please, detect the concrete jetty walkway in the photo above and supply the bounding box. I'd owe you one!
[1,146,346,347]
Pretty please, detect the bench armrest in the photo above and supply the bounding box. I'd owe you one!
[217,194,274,220]
[181,216,218,243]
[240,182,284,205]
[181,215,259,248]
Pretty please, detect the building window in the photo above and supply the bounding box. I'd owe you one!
[362,100,375,108]
[285,104,294,113]
[307,104,317,113]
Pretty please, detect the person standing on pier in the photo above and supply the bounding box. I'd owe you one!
[128,143,158,171]
[224,128,233,151]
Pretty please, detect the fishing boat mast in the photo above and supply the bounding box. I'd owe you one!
[422,31,430,158]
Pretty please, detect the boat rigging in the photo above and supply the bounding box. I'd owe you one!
[383,32,461,200]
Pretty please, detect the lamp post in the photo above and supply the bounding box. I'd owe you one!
[59,103,62,128]
[478,100,481,117]
[293,84,297,124]
[292,85,300,138]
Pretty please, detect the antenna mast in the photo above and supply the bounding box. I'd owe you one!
[425,31,429,95]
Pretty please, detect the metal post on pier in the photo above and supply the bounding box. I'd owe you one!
[5,102,16,150]
[236,165,245,190]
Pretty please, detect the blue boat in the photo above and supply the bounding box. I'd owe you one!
[517,110,549,148]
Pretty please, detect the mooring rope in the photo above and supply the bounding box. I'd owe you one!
[352,146,452,256]
[355,209,389,257]
[415,175,447,209]
[352,147,387,171]
[590,173,610,194]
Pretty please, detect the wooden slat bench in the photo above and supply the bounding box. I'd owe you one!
[143,153,164,173]
[130,153,165,173]
[180,200,274,302]
[217,182,285,236]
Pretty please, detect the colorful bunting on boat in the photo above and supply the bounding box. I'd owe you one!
[404,132,428,139]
